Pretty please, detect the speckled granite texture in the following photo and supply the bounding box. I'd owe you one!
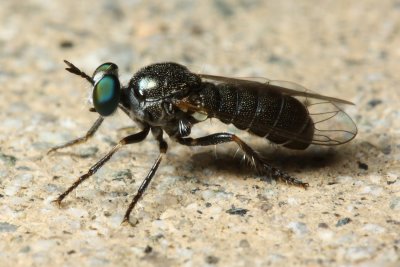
[0,1,399,266]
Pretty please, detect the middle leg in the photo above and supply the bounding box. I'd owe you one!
[122,127,168,224]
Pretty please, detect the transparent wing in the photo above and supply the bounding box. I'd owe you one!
[295,95,357,145]
[199,74,354,105]
[185,74,358,146]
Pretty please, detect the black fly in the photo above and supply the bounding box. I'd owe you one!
[48,60,357,224]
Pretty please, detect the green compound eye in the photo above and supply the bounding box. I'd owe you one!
[93,75,120,116]
[93,62,118,77]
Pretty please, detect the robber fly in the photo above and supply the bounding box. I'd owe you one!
[48,60,357,224]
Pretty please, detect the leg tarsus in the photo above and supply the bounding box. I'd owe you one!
[52,198,63,207]
[121,216,139,227]
[258,163,309,189]
[47,116,104,155]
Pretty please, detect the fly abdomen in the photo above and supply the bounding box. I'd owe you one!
[197,82,258,126]
[197,82,314,150]
[261,94,314,149]
[249,91,314,149]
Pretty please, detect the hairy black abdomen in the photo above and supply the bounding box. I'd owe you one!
[198,82,314,149]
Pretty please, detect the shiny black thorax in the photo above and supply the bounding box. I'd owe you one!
[120,63,202,137]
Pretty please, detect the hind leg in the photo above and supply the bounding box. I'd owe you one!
[175,133,308,188]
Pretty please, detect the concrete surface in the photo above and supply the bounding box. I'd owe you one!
[0,1,399,266]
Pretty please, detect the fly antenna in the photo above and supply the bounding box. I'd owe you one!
[64,60,95,85]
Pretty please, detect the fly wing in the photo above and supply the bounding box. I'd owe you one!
[199,74,354,105]
[295,96,357,145]
[188,74,358,146]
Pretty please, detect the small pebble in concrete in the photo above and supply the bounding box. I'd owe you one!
[336,217,352,227]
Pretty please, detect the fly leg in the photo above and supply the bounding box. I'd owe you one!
[122,127,168,224]
[176,133,309,188]
[47,60,102,154]
[47,116,104,154]
[53,127,150,206]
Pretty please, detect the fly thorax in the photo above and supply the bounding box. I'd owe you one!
[127,62,202,125]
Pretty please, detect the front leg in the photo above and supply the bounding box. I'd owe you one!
[175,133,309,188]
[47,116,104,154]
[53,127,150,205]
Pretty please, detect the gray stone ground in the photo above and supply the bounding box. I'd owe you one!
[0,1,399,266]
